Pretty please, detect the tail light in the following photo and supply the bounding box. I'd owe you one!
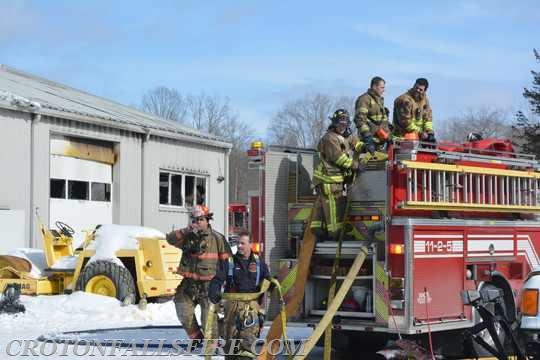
[251,242,262,253]
[522,288,539,316]
[390,244,404,255]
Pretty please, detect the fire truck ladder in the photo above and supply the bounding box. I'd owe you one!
[398,160,540,212]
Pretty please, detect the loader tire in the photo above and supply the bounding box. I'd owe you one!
[76,260,136,304]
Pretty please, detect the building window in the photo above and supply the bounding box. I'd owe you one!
[91,182,111,202]
[185,175,195,207]
[159,170,207,208]
[68,180,89,200]
[196,177,206,205]
[159,173,169,205]
[50,179,66,199]
[171,174,183,206]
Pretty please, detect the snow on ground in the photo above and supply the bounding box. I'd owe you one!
[0,292,188,359]
[0,292,313,359]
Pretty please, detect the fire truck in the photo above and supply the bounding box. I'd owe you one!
[247,139,540,357]
[228,202,249,241]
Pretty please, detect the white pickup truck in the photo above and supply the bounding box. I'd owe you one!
[520,271,540,357]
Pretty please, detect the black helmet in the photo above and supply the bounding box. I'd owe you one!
[466,132,483,142]
[330,109,350,126]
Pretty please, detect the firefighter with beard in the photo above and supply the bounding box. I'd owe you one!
[392,78,436,143]
[209,231,271,359]
[310,109,363,241]
[166,205,231,341]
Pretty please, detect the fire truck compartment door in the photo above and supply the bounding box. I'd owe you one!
[411,230,465,322]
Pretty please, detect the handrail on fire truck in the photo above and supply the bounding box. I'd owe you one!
[394,141,540,213]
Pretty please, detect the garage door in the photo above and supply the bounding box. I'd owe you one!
[49,137,113,234]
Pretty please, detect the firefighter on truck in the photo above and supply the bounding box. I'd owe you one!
[311,109,364,241]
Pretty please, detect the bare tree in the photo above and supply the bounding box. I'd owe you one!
[141,88,253,203]
[437,107,513,142]
[268,93,355,148]
[141,86,187,122]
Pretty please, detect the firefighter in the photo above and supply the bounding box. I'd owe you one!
[311,109,362,241]
[166,205,231,341]
[354,76,391,153]
[209,231,271,359]
[392,78,436,143]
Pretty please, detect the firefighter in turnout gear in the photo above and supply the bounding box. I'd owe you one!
[392,78,436,142]
[209,231,271,359]
[166,205,231,340]
[354,76,391,154]
[311,109,363,241]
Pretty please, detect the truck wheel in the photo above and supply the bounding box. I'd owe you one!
[76,260,136,304]
[471,283,508,356]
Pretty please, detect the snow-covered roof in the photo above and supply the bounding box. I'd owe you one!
[0,65,231,149]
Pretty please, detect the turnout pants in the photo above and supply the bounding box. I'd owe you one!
[223,299,263,359]
[174,279,218,340]
[310,183,346,241]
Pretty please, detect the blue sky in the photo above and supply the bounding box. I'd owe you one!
[2,0,539,137]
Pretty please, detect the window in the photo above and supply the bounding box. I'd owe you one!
[171,174,183,206]
[159,170,207,208]
[196,177,206,205]
[91,182,111,202]
[185,175,195,207]
[159,173,169,205]
[50,179,66,199]
[68,180,89,200]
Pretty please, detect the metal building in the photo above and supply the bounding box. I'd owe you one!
[0,65,231,253]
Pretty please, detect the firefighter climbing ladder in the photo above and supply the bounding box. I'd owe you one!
[259,153,383,360]
[398,160,540,212]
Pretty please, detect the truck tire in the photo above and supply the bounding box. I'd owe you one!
[471,283,508,357]
[76,260,136,304]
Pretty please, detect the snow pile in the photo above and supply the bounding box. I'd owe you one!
[51,256,77,270]
[87,225,165,265]
[6,248,47,277]
[0,90,41,109]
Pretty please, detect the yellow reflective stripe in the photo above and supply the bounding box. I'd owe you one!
[310,220,322,228]
[424,121,433,131]
[327,222,343,232]
[328,192,336,232]
[355,141,363,152]
[314,169,344,183]
[360,124,370,133]
[358,107,369,114]
[323,183,332,196]
[335,153,349,166]
[369,114,385,121]
[342,158,353,168]
[406,119,420,132]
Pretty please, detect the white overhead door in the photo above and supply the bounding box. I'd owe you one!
[49,137,113,233]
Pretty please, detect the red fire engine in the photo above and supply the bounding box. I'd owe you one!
[247,139,540,357]
[228,202,249,239]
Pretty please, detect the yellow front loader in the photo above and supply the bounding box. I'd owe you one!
[0,214,182,304]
